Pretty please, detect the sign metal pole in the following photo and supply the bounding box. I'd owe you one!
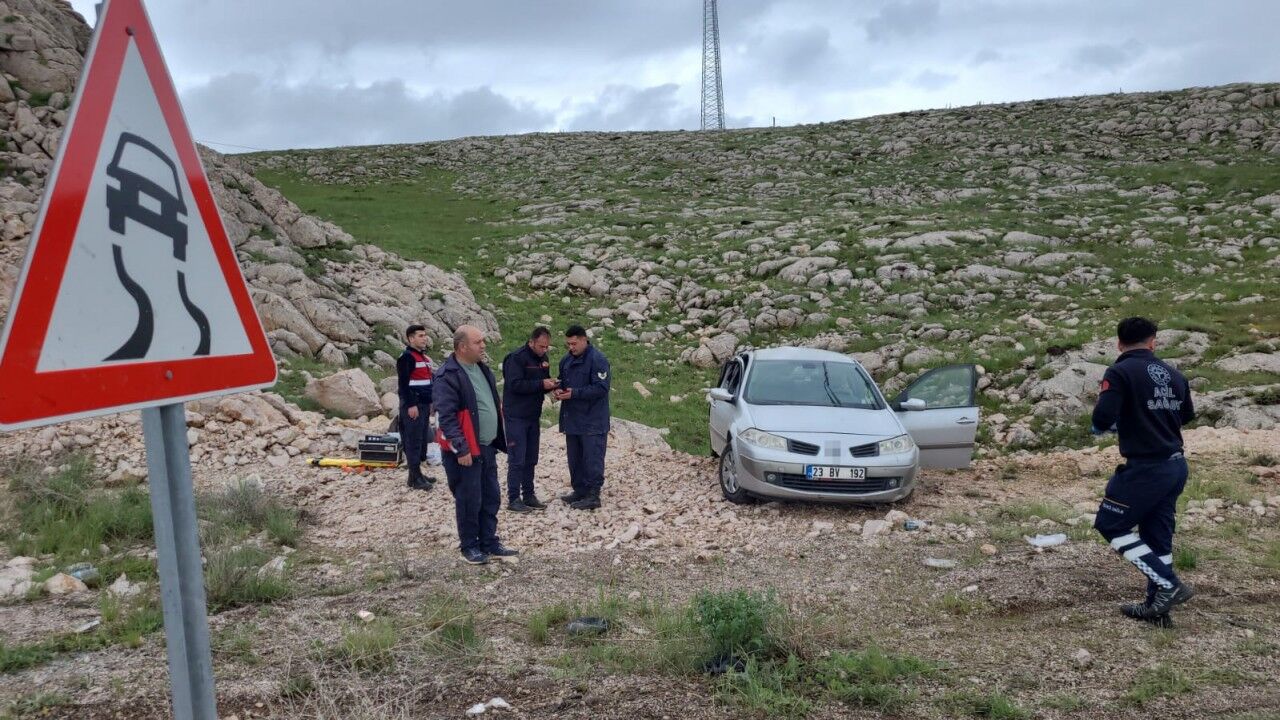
[142,403,218,720]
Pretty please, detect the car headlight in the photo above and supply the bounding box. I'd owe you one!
[739,428,788,451]
[878,434,915,455]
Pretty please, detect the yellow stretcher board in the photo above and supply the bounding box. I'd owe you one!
[306,457,399,469]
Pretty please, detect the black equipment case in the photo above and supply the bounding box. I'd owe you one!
[358,434,402,464]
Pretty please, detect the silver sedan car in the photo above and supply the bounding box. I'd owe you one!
[708,347,980,504]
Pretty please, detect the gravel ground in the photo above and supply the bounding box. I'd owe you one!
[1,425,1278,719]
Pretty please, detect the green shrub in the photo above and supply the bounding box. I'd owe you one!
[0,595,162,673]
[199,480,301,547]
[691,589,784,662]
[716,655,811,719]
[810,646,935,713]
[1174,546,1198,571]
[204,546,290,611]
[940,690,1031,719]
[421,594,480,658]
[5,456,153,560]
[1124,664,1194,705]
[335,619,398,672]
[527,601,575,644]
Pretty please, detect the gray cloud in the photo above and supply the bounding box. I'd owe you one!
[1070,42,1145,73]
[864,0,941,42]
[913,70,957,91]
[972,48,1003,66]
[183,75,554,150]
[562,84,697,133]
[67,0,1280,150]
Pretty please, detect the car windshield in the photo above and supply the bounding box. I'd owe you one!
[743,359,882,409]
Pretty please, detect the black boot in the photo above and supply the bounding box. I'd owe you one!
[560,490,585,504]
[570,491,601,510]
[407,465,432,491]
[1121,602,1174,628]
[1144,583,1194,617]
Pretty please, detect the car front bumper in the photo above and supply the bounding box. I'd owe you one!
[734,441,918,504]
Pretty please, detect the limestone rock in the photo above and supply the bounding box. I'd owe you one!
[305,369,382,418]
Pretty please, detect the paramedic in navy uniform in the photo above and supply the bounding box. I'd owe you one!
[1090,317,1196,627]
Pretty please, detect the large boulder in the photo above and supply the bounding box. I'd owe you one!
[1023,361,1108,418]
[1196,384,1280,430]
[0,1,91,95]
[0,562,34,600]
[566,265,595,290]
[1214,353,1280,375]
[686,332,738,368]
[305,369,382,418]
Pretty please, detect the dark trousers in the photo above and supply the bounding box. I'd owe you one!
[505,416,541,502]
[565,433,607,496]
[400,402,429,468]
[1093,455,1188,597]
[442,445,501,553]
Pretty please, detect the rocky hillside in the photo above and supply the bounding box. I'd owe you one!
[0,0,496,370]
[251,81,1280,447]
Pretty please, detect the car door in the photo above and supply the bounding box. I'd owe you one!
[893,364,979,469]
[709,356,746,455]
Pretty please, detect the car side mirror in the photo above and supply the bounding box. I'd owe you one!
[899,397,927,411]
[707,388,734,403]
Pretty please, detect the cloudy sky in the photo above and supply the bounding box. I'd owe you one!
[69,0,1280,153]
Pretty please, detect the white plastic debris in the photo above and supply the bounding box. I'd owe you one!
[466,698,512,715]
[923,558,957,569]
[1024,533,1068,548]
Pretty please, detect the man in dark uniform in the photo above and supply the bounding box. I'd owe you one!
[553,325,611,510]
[1091,317,1196,627]
[434,325,519,565]
[501,326,558,512]
[396,324,436,491]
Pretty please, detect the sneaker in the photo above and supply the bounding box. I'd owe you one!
[560,491,585,504]
[461,548,489,565]
[523,496,547,510]
[486,544,520,561]
[1121,602,1175,628]
[1145,583,1195,617]
[507,500,533,513]
[570,494,601,510]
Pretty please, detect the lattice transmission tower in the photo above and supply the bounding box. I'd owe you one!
[701,0,725,130]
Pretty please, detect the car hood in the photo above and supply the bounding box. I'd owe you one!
[744,404,901,437]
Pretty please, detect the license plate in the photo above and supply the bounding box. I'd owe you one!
[804,465,867,480]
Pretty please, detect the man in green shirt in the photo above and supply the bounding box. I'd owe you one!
[434,325,518,565]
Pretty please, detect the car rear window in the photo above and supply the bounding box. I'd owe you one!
[743,359,882,409]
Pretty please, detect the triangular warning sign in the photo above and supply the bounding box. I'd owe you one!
[0,0,276,430]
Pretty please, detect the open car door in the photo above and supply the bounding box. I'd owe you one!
[893,364,979,469]
[708,355,746,456]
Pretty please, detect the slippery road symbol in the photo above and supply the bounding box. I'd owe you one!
[102,132,210,361]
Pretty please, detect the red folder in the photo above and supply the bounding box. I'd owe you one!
[436,408,482,456]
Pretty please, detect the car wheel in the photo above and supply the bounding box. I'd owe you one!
[719,443,756,504]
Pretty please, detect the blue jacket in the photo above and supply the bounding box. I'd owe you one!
[433,353,506,456]
[557,344,611,435]
[1091,348,1194,461]
[502,344,552,420]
